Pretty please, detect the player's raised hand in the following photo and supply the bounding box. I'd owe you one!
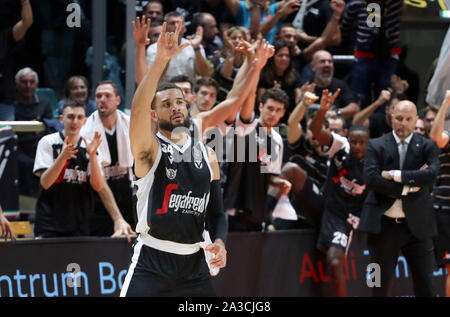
[253,39,275,70]
[132,16,151,48]
[157,21,190,60]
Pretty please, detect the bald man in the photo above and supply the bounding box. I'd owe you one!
[359,101,440,297]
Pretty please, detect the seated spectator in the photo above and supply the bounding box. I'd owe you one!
[14,67,53,197]
[191,12,222,61]
[143,0,164,22]
[258,41,302,124]
[352,91,406,139]
[224,0,292,42]
[305,50,360,120]
[33,99,104,237]
[146,11,214,84]
[57,75,96,116]
[213,26,248,102]
[415,118,425,136]
[0,0,33,121]
[340,0,404,109]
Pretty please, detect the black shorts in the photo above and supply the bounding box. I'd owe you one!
[291,178,324,227]
[120,241,215,297]
[433,205,450,267]
[317,210,353,252]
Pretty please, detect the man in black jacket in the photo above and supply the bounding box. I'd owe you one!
[359,100,440,297]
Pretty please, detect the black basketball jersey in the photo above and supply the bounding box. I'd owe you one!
[323,147,367,220]
[134,132,213,244]
[33,132,98,236]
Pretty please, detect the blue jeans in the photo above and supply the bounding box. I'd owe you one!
[351,57,398,113]
[0,103,15,121]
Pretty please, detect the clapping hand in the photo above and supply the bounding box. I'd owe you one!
[82,131,102,157]
[60,136,79,161]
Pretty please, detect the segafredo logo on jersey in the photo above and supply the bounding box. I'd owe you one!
[156,184,207,215]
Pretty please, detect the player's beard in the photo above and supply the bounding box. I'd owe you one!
[158,116,191,132]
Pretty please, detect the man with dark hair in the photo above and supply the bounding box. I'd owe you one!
[169,75,195,107]
[143,0,164,22]
[122,19,268,296]
[81,80,135,239]
[148,20,163,45]
[191,77,219,115]
[33,99,104,237]
[423,104,439,138]
[223,87,292,232]
[328,115,347,137]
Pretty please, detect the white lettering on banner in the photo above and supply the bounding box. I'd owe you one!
[168,191,207,214]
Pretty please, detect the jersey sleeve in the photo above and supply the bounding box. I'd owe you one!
[325,132,349,158]
[33,136,54,175]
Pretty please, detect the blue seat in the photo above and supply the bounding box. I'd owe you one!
[35,88,58,118]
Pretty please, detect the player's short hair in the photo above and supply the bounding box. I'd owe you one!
[348,124,370,137]
[164,11,183,21]
[328,115,347,129]
[95,80,120,96]
[169,75,193,89]
[194,77,219,94]
[261,88,289,110]
[307,111,330,129]
[151,82,185,109]
[62,98,86,114]
[423,104,439,117]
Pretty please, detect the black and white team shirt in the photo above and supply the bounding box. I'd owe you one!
[323,146,367,220]
[222,116,284,223]
[32,132,103,236]
[134,132,214,244]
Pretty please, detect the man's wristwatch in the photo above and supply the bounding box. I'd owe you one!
[193,46,200,51]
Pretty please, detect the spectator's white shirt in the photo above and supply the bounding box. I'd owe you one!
[146,38,206,84]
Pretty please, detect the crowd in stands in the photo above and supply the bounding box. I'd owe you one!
[1,0,449,297]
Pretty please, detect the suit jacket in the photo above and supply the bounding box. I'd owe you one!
[359,132,440,239]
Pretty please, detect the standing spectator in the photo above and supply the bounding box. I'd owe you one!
[359,100,440,297]
[224,0,287,42]
[340,0,404,110]
[57,76,96,116]
[0,0,33,121]
[190,77,219,116]
[143,0,165,22]
[213,26,248,102]
[146,12,214,84]
[306,50,360,120]
[428,90,450,297]
[258,41,302,124]
[33,99,104,237]
[81,80,136,237]
[14,67,53,197]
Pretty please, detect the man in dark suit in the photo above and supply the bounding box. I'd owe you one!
[359,100,440,297]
